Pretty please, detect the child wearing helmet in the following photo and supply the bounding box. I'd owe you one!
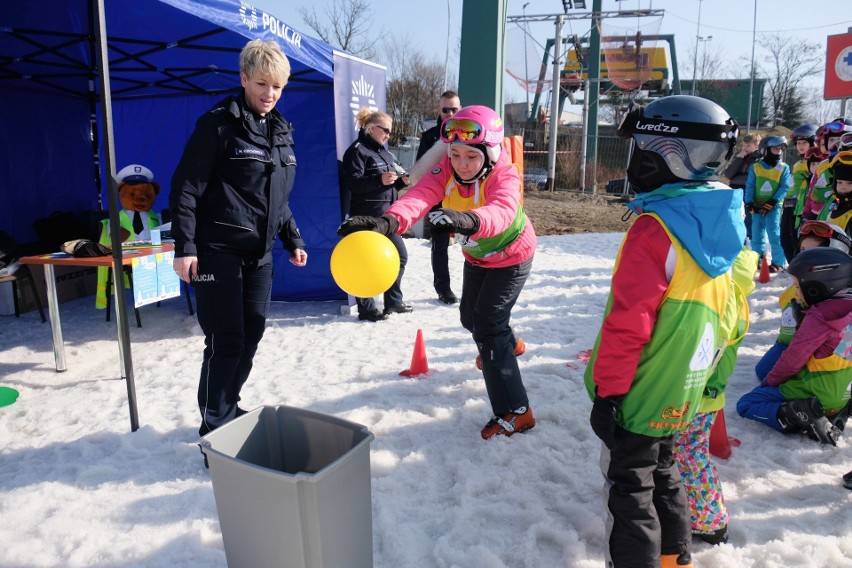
[724,133,762,243]
[816,149,852,235]
[802,121,852,220]
[737,247,852,446]
[745,135,793,270]
[781,124,818,262]
[755,220,852,381]
[584,95,744,568]
[338,105,538,440]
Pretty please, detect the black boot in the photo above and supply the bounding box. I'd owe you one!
[777,398,840,446]
[830,400,851,433]
[843,470,852,490]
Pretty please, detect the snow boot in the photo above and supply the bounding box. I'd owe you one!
[693,524,728,545]
[843,470,852,491]
[777,398,840,446]
[661,552,694,567]
[480,406,535,439]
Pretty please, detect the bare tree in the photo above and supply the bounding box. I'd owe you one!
[381,34,453,142]
[756,33,822,127]
[803,91,842,125]
[298,0,380,60]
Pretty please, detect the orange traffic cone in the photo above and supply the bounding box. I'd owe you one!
[400,328,429,377]
[758,256,771,284]
[709,409,740,459]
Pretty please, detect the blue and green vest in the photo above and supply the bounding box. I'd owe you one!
[584,214,733,436]
[752,162,784,205]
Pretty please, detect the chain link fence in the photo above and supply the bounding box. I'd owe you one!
[388,120,634,196]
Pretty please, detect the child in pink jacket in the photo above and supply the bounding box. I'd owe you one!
[338,105,537,439]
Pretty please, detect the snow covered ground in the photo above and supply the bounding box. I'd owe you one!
[1,233,850,567]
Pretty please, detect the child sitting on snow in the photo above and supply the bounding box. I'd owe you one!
[737,248,852,445]
[754,220,851,380]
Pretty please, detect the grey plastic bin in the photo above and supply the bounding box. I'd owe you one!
[199,405,374,568]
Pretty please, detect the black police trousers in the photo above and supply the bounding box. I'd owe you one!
[193,253,273,436]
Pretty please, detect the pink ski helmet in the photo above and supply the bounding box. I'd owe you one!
[440,105,504,167]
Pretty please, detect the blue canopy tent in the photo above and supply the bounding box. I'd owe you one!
[1,0,386,302]
[0,0,386,430]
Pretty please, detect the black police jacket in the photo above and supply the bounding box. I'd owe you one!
[170,91,305,264]
[342,129,407,216]
[416,123,441,160]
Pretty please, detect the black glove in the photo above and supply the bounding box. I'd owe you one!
[759,200,776,214]
[337,214,399,237]
[427,208,480,236]
[745,203,755,213]
[589,395,623,450]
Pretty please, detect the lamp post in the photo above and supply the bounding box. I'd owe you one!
[746,0,758,132]
[694,35,712,96]
[523,2,530,120]
[690,0,704,96]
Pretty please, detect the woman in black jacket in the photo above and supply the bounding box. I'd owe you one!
[170,39,308,437]
[341,109,411,322]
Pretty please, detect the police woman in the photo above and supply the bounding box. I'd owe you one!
[170,39,308,437]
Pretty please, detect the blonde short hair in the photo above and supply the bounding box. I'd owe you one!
[240,39,291,87]
[742,133,761,145]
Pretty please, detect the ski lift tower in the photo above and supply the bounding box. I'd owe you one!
[506,1,664,191]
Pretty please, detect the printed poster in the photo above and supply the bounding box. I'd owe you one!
[131,250,181,308]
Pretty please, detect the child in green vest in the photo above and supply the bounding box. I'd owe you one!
[745,136,792,272]
[781,124,817,262]
[585,95,743,568]
[817,148,852,235]
[737,248,852,445]
[755,220,851,379]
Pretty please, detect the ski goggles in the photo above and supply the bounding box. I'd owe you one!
[440,118,487,144]
[837,132,852,149]
[822,121,847,133]
[798,220,852,249]
[832,150,852,166]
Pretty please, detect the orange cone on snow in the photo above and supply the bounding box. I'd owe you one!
[400,328,429,377]
[709,408,740,459]
[758,256,771,284]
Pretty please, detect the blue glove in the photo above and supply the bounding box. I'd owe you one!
[427,208,480,236]
[337,214,399,237]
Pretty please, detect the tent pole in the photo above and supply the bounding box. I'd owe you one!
[92,0,139,432]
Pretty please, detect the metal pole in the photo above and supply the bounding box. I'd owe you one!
[93,0,139,432]
[580,79,589,192]
[523,2,530,120]
[547,15,563,192]
[746,0,757,132]
[444,0,450,91]
[691,0,703,96]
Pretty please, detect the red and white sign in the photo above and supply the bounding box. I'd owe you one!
[824,33,852,100]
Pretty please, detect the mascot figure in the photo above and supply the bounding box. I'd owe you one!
[95,164,162,308]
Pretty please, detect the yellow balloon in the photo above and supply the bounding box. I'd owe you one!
[330,231,400,297]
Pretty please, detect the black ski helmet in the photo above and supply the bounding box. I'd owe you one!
[790,124,818,146]
[617,95,739,192]
[786,247,852,305]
